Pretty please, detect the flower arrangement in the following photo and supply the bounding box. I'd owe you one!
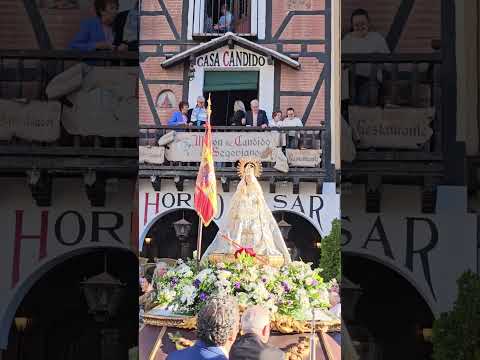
[154,254,331,320]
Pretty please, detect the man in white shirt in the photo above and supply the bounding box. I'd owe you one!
[282,107,304,149]
[341,8,390,105]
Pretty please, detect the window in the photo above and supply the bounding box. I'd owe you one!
[189,0,266,39]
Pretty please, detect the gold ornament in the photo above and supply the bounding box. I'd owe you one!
[237,158,262,179]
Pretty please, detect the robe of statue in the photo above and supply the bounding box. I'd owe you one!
[201,164,291,263]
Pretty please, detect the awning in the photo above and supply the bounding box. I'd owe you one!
[161,32,301,70]
[203,71,259,91]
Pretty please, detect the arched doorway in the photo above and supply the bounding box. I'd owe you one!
[3,249,138,360]
[272,211,321,265]
[343,254,434,360]
[141,209,219,261]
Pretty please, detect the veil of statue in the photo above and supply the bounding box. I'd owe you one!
[201,159,292,266]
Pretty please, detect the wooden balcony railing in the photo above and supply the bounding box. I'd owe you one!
[139,125,328,181]
[342,53,443,162]
[0,50,138,172]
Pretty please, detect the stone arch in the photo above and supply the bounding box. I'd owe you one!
[0,245,134,349]
[271,209,324,237]
[342,250,437,315]
[139,208,219,251]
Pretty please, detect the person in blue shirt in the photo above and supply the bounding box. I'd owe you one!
[69,0,119,51]
[191,96,208,127]
[167,101,190,126]
[167,296,240,360]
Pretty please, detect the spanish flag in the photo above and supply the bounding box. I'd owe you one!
[194,96,218,226]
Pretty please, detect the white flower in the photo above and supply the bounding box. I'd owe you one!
[180,285,197,305]
[196,268,213,282]
[217,270,232,281]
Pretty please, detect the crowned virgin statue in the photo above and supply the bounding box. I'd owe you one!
[202,159,291,267]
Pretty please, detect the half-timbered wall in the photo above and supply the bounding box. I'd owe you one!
[139,0,332,127]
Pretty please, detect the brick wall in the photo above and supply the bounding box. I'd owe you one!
[139,0,329,126]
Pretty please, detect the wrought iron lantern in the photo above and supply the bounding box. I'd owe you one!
[173,213,192,240]
[81,254,125,322]
[173,212,192,258]
[277,213,292,241]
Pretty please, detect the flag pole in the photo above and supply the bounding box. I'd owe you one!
[196,93,213,263]
[196,219,203,262]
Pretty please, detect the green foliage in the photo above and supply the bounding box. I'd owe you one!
[432,271,480,360]
[319,219,341,282]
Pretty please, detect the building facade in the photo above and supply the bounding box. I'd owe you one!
[0,1,139,358]
[341,0,478,358]
[138,0,341,263]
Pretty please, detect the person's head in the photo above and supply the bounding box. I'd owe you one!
[94,0,119,25]
[350,8,370,38]
[241,305,271,343]
[197,296,240,349]
[197,96,205,108]
[234,100,246,113]
[272,110,282,121]
[244,163,255,185]
[286,107,295,118]
[178,101,189,114]
[154,262,169,279]
[221,3,228,14]
[250,99,259,113]
[329,291,340,308]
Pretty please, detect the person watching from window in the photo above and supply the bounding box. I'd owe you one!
[213,3,233,33]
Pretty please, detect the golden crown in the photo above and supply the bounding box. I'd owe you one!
[237,158,262,179]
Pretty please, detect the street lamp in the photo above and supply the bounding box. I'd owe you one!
[277,213,292,241]
[80,254,125,323]
[173,212,192,258]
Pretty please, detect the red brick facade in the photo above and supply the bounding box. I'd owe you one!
[139,0,330,126]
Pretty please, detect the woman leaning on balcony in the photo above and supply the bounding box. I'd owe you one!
[69,0,123,51]
[167,101,191,127]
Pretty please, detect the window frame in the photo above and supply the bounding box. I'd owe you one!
[188,0,266,39]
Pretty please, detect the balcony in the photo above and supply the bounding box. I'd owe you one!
[0,50,138,175]
[139,125,329,191]
[192,0,259,39]
[341,53,445,178]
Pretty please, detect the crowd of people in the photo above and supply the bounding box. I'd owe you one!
[139,262,341,360]
[167,97,304,130]
[69,0,139,52]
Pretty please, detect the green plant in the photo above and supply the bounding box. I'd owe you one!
[319,218,341,282]
[432,271,480,360]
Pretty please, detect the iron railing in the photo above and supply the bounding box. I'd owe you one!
[193,0,254,37]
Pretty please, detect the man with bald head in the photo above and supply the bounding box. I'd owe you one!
[230,305,284,360]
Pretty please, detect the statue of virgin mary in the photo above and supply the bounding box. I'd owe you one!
[202,159,291,266]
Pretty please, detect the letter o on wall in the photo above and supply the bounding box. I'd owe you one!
[55,211,86,246]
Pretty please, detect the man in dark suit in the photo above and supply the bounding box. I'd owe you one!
[167,296,240,360]
[230,306,284,360]
[245,99,269,128]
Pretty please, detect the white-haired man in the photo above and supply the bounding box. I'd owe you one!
[230,305,284,360]
[245,99,269,128]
